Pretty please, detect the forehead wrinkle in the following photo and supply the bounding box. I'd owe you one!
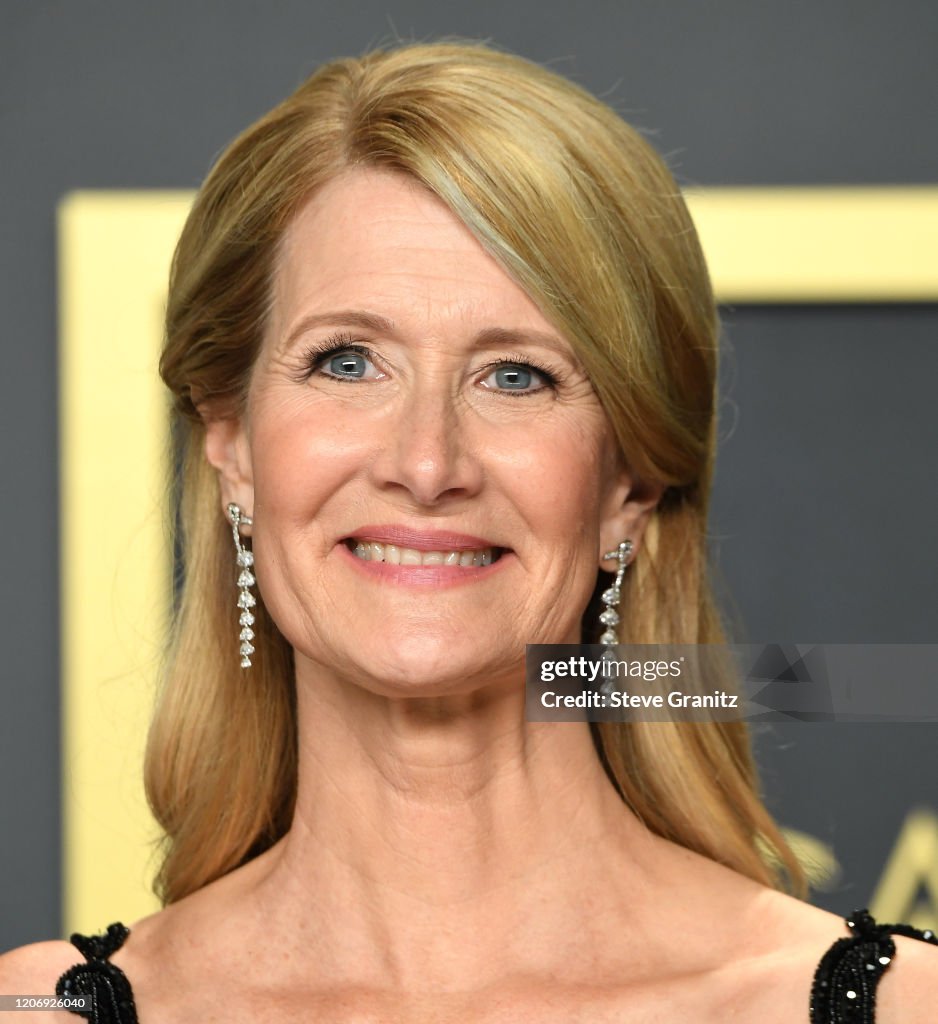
[272,250,512,336]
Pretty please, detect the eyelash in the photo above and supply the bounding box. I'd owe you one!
[293,331,562,394]
[293,332,371,383]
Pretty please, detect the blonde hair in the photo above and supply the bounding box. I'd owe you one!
[151,38,806,904]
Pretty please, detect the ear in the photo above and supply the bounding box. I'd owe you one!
[597,462,666,572]
[202,411,255,529]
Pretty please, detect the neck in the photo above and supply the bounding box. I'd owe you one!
[241,656,667,991]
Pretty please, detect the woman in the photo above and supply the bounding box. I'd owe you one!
[2,39,935,1022]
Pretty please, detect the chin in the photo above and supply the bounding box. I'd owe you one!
[339,630,522,696]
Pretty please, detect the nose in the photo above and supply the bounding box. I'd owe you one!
[371,382,484,507]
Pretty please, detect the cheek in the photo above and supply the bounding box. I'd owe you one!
[493,416,609,538]
[248,396,372,512]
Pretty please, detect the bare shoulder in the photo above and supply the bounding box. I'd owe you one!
[748,887,852,949]
[0,938,81,986]
[701,890,855,1021]
[876,933,938,1024]
[737,891,938,1022]
[0,939,83,1022]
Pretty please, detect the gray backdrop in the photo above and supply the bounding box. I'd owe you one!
[2,0,936,950]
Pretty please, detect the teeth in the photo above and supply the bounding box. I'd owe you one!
[351,542,498,567]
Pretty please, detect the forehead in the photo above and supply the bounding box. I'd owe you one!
[270,167,554,333]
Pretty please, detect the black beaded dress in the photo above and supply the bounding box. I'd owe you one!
[55,908,937,1023]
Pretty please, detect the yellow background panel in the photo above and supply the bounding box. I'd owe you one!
[58,187,938,934]
[687,187,938,301]
[59,192,191,933]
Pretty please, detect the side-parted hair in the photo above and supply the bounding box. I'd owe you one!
[152,38,806,904]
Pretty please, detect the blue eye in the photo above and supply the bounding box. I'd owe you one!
[308,343,384,382]
[328,352,368,378]
[496,366,533,389]
[481,363,553,394]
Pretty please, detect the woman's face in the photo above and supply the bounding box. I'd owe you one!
[208,167,656,694]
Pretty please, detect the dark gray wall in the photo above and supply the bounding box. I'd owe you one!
[2,0,936,949]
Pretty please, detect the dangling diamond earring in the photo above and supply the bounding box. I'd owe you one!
[226,503,256,668]
[599,539,633,645]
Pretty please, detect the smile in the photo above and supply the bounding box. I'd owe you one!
[346,540,503,567]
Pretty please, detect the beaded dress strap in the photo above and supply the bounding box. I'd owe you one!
[809,907,938,1022]
[55,922,139,1023]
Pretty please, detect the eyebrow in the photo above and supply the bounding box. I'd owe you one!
[282,309,573,358]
